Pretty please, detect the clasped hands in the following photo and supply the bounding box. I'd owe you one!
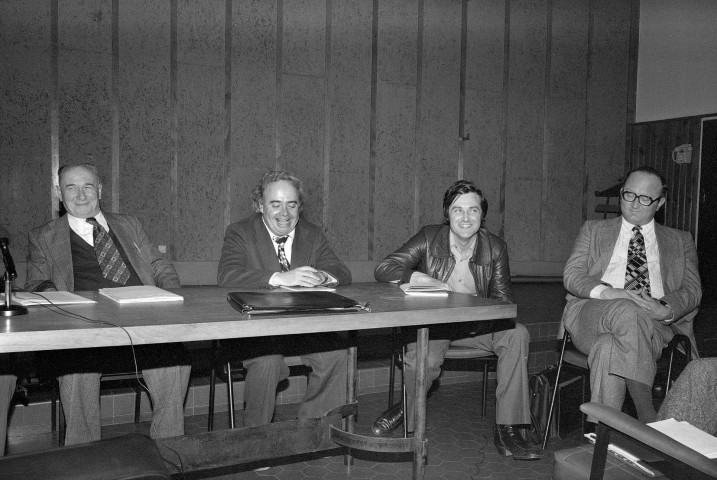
[600,287,674,324]
[273,266,331,288]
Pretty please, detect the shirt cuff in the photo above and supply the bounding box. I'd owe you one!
[590,284,608,299]
[268,272,281,287]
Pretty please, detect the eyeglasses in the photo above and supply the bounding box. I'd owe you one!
[621,190,662,206]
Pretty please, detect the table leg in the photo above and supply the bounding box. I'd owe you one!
[412,327,428,479]
[344,338,357,466]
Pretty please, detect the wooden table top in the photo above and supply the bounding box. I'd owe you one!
[0,282,516,353]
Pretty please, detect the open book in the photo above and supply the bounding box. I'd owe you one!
[648,418,717,459]
[98,286,183,304]
[399,283,450,297]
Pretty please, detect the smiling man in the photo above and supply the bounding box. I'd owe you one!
[372,180,540,460]
[217,168,351,428]
[562,166,701,424]
[21,163,191,446]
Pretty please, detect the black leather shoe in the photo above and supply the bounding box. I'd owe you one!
[494,424,542,460]
[372,402,403,436]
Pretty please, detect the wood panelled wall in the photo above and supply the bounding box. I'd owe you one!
[0,0,639,277]
[627,114,711,238]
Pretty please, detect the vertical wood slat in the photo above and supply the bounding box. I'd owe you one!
[111,0,120,213]
[457,0,468,180]
[581,0,595,223]
[413,0,424,234]
[169,0,178,259]
[322,0,333,229]
[224,0,232,231]
[50,0,59,219]
[498,0,511,239]
[275,0,284,165]
[541,0,553,262]
[367,0,378,261]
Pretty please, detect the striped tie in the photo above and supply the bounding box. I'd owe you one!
[86,217,130,286]
[624,226,650,296]
[274,236,290,272]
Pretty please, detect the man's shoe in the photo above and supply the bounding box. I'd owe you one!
[372,402,403,436]
[494,424,542,460]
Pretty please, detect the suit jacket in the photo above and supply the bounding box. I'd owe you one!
[562,216,702,354]
[25,212,180,291]
[217,213,351,289]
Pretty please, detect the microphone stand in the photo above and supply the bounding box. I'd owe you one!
[2,271,27,316]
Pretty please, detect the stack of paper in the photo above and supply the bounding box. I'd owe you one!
[1,292,96,306]
[400,283,450,297]
[98,286,183,304]
[648,418,717,458]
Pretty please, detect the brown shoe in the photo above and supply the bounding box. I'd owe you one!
[494,424,542,460]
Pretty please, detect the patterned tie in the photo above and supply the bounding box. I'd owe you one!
[625,226,650,296]
[86,217,130,286]
[274,236,290,272]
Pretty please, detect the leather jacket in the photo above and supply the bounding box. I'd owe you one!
[374,224,513,304]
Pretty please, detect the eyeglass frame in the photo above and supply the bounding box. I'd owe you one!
[620,190,663,206]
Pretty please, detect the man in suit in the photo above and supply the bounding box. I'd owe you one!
[217,168,351,427]
[21,163,191,445]
[373,180,540,461]
[562,166,701,423]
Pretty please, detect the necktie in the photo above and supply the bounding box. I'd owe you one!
[86,217,130,286]
[625,226,650,296]
[274,236,290,272]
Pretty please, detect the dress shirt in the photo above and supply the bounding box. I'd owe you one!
[591,218,665,299]
[262,221,336,286]
[446,232,477,294]
[67,211,110,246]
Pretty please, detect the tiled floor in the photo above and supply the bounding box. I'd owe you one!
[8,380,584,479]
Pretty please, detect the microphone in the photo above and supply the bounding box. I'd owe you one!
[0,229,16,280]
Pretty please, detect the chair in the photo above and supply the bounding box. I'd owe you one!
[543,329,692,450]
[207,340,310,430]
[553,402,717,480]
[379,328,498,436]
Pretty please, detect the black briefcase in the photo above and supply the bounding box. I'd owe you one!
[227,291,367,315]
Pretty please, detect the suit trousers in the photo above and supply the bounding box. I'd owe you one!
[402,322,531,428]
[0,374,16,456]
[50,345,191,446]
[565,298,672,415]
[233,334,348,427]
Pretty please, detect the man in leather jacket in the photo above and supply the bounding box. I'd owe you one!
[373,180,540,460]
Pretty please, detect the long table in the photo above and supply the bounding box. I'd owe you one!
[0,283,517,479]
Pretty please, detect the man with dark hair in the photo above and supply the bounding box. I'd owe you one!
[23,163,191,446]
[562,166,701,423]
[217,168,351,427]
[373,179,540,460]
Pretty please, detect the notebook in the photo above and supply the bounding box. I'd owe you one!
[227,291,367,315]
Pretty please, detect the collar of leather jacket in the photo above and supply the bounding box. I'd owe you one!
[427,225,493,266]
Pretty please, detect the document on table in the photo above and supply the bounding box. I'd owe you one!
[280,286,336,292]
[2,291,96,306]
[98,286,184,304]
[648,418,717,458]
[399,283,450,297]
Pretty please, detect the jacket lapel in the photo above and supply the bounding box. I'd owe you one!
[290,220,310,268]
[252,214,283,271]
[46,216,74,291]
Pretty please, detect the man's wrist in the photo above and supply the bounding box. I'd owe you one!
[658,299,674,323]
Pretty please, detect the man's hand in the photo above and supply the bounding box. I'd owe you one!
[600,287,674,323]
[272,266,328,287]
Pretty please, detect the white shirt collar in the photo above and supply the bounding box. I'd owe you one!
[262,219,295,243]
[621,217,655,236]
[67,211,108,245]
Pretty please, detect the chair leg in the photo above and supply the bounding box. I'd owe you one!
[133,387,141,423]
[481,360,489,419]
[543,333,570,450]
[226,361,235,429]
[401,343,407,438]
[388,328,397,408]
[208,340,217,432]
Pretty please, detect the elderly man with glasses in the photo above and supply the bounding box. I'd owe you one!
[561,166,701,424]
